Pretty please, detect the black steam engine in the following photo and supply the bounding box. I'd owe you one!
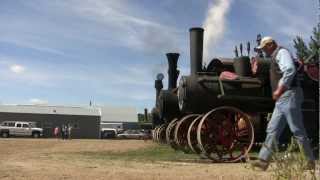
[152,27,319,162]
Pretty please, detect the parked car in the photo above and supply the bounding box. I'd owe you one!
[0,121,43,138]
[101,128,117,139]
[100,123,124,134]
[117,130,150,140]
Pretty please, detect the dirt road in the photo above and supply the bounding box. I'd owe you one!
[0,139,315,180]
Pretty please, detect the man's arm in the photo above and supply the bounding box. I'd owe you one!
[273,49,296,100]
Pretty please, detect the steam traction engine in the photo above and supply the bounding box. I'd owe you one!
[151,53,181,144]
[152,27,319,163]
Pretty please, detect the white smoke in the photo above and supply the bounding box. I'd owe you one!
[203,0,232,64]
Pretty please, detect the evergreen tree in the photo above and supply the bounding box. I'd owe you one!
[308,26,320,63]
[293,25,320,64]
[137,113,145,122]
[137,113,152,123]
[293,36,310,60]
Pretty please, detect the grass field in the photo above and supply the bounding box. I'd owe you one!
[0,139,318,180]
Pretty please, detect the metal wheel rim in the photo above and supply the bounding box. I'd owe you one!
[157,124,167,144]
[152,127,158,142]
[187,115,203,154]
[166,118,179,144]
[197,106,254,163]
[174,114,200,152]
[166,118,180,149]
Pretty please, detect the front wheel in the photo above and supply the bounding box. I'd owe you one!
[2,132,9,138]
[32,132,40,138]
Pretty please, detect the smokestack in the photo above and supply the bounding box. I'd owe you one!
[166,53,180,90]
[144,108,148,122]
[190,27,204,76]
[154,78,163,106]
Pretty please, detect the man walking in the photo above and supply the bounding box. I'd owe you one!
[251,37,315,170]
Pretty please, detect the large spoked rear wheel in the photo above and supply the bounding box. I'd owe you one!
[197,106,254,163]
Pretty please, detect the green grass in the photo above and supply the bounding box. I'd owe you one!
[73,144,200,163]
[50,143,276,165]
[270,139,318,180]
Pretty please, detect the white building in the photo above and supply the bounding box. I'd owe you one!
[0,104,138,138]
[98,106,138,123]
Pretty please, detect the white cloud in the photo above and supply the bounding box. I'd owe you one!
[0,37,65,56]
[29,98,48,105]
[0,54,155,91]
[0,1,188,85]
[204,0,317,59]
[6,0,184,56]
[0,55,158,107]
[10,64,25,74]
[67,0,184,54]
[245,0,316,40]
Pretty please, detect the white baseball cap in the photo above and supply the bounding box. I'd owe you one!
[257,36,275,49]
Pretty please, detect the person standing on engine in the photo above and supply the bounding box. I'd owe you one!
[251,37,315,170]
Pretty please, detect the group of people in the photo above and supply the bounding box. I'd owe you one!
[53,124,72,140]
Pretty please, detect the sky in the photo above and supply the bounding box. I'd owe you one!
[0,0,318,113]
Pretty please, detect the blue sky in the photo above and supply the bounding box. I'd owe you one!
[0,0,318,113]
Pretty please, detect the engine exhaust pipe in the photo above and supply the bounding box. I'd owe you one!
[190,27,204,76]
[154,77,163,106]
[166,53,180,90]
[144,108,149,122]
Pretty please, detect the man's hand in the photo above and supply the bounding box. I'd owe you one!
[273,85,287,100]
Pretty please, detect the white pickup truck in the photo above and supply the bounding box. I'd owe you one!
[0,121,43,138]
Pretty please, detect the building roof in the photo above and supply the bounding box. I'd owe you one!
[0,104,100,116]
[0,105,138,122]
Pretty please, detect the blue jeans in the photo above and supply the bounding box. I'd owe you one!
[258,87,315,161]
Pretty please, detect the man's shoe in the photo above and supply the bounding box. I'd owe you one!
[303,161,315,170]
[251,159,269,171]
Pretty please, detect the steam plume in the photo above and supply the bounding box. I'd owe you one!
[203,0,232,63]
